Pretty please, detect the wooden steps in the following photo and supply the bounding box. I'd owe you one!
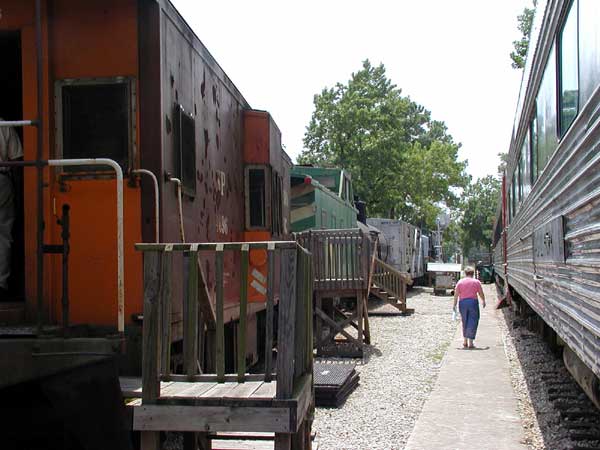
[370,284,407,312]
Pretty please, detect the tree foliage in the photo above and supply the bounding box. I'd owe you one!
[459,176,501,256]
[299,60,469,228]
[510,1,537,69]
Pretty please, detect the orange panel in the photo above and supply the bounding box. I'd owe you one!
[45,0,141,326]
[5,0,142,326]
[52,181,142,326]
[243,111,270,165]
[244,231,271,303]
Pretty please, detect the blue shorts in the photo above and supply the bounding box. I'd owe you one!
[459,298,480,339]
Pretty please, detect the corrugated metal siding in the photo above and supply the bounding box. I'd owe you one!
[506,89,600,380]
[501,0,600,380]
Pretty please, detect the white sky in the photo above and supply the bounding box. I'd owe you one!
[171,0,527,180]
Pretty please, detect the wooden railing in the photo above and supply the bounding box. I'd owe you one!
[371,257,411,309]
[295,229,369,293]
[135,241,313,401]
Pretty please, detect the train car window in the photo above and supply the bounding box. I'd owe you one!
[246,166,267,229]
[511,172,517,217]
[579,0,600,107]
[507,190,512,223]
[173,104,196,196]
[536,44,558,176]
[56,77,135,173]
[558,0,579,137]
[271,171,283,235]
[517,152,523,204]
[521,134,531,199]
[530,115,538,184]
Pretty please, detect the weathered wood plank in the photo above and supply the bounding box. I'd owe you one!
[294,248,307,379]
[197,258,216,329]
[201,382,240,398]
[159,253,173,376]
[238,245,249,382]
[216,246,225,382]
[133,405,292,433]
[264,244,275,382]
[276,248,297,399]
[184,251,199,377]
[142,251,163,403]
[223,381,263,400]
[250,381,277,400]
[165,373,274,383]
[161,381,199,396]
[171,382,217,398]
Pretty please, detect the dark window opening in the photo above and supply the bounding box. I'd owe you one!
[0,31,25,300]
[59,79,134,173]
[248,168,266,228]
[173,104,196,196]
[271,171,283,235]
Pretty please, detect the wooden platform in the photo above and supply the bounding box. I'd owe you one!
[121,376,312,433]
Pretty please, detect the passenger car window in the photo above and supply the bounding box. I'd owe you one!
[559,0,579,137]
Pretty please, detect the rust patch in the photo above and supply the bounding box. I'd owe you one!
[165,115,172,134]
[204,129,209,158]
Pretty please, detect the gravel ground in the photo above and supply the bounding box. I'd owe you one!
[313,287,457,450]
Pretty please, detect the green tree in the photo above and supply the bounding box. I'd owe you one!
[497,152,509,177]
[510,1,537,69]
[300,60,468,228]
[460,176,501,256]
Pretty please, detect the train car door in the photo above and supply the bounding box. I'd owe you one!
[0,31,25,306]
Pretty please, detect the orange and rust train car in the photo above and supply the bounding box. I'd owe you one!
[0,0,290,430]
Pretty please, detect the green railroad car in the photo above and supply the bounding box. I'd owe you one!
[291,166,358,232]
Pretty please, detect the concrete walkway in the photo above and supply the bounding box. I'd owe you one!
[405,285,528,450]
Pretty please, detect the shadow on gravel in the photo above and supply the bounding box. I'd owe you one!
[500,306,600,450]
[361,344,383,363]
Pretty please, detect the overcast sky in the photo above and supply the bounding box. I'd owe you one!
[171,0,527,180]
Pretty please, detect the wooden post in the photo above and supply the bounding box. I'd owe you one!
[238,244,249,382]
[356,289,363,355]
[215,244,225,382]
[159,252,173,375]
[184,249,200,450]
[275,246,298,449]
[276,246,297,398]
[184,249,199,377]
[295,247,307,378]
[315,293,323,356]
[264,242,275,382]
[142,250,169,450]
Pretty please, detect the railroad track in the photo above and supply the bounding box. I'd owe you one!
[507,317,600,450]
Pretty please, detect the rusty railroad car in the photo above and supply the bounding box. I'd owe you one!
[0,0,297,445]
[492,0,600,407]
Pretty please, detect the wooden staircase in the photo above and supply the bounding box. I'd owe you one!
[369,258,414,314]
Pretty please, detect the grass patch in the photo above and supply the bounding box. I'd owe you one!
[427,340,451,364]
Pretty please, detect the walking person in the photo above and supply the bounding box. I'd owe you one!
[453,266,486,349]
[0,120,24,298]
